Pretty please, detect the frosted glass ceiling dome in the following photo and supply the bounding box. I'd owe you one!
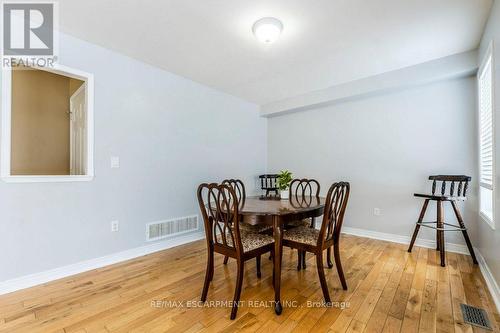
[252,17,283,44]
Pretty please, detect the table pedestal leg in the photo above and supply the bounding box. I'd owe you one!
[273,216,282,315]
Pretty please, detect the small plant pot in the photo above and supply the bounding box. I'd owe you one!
[280,190,289,199]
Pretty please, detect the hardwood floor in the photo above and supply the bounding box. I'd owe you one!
[1,235,499,333]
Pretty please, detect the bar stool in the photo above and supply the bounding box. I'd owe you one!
[407,175,478,267]
[259,174,279,198]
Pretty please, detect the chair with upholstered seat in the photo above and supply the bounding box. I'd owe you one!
[286,178,326,270]
[407,175,477,267]
[282,182,350,303]
[197,183,275,319]
[221,179,272,267]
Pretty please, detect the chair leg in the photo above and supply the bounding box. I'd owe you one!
[209,254,214,282]
[437,200,445,267]
[223,256,229,265]
[302,251,307,269]
[280,246,283,268]
[409,224,421,253]
[311,217,316,229]
[201,246,214,302]
[408,199,429,252]
[334,243,348,290]
[316,251,331,304]
[297,250,302,271]
[326,246,333,268]
[271,249,275,286]
[451,201,478,264]
[230,260,244,320]
[256,255,262,278]
[436,224,441,251]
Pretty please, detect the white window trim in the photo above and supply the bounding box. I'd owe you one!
[478,41,496,230]
[1,60,94,183]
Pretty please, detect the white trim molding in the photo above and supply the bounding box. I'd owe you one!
[1,61,95,183]
[475,249,500,313]
[341,226,469,254]
[0,232,204,295]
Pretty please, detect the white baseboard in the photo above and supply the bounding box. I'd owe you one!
[341,226,469,254]
[0,232,205,295]
[475,249,500,313]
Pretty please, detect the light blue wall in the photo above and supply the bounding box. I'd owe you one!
[0,33,267,281]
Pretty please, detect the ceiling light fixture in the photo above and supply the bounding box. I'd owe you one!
[252,17,283,44]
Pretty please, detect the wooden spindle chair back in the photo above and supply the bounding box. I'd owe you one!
[429,175,471,198]
[259,174,279,196]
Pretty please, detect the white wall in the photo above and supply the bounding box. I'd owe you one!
[477,0,500,287]
[0,33,267,281]
[268,77,477,245]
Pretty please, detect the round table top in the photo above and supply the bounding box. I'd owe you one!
[240,196,326,217]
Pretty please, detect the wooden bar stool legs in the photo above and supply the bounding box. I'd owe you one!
[437,201,445,267]
[408,198,478,267]
[408,198,447,267]
[451,201,478,264]
[408,199,429,253]
[436,202,440,252]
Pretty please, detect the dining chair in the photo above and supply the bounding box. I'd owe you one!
[407,175,477,267]
[282,182,350,303]
[197,183,275,319]
[221,179,272,266]
[286,178,321,270]
[259,174,280,197]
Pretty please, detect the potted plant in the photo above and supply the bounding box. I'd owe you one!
[277,170,293,199]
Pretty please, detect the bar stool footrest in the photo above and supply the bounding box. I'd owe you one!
[416,221,466,231]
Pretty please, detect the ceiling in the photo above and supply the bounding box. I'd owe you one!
[59,0,492,105]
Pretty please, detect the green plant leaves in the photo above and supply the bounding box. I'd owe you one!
[277,170,293,190]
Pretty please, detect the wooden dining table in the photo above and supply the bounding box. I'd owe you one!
[239,196,326,314]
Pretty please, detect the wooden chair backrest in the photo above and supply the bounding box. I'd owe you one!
[197,183,243,255]
[222,179,246,209]
[428,175,471,197]
[318,182,350,246]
